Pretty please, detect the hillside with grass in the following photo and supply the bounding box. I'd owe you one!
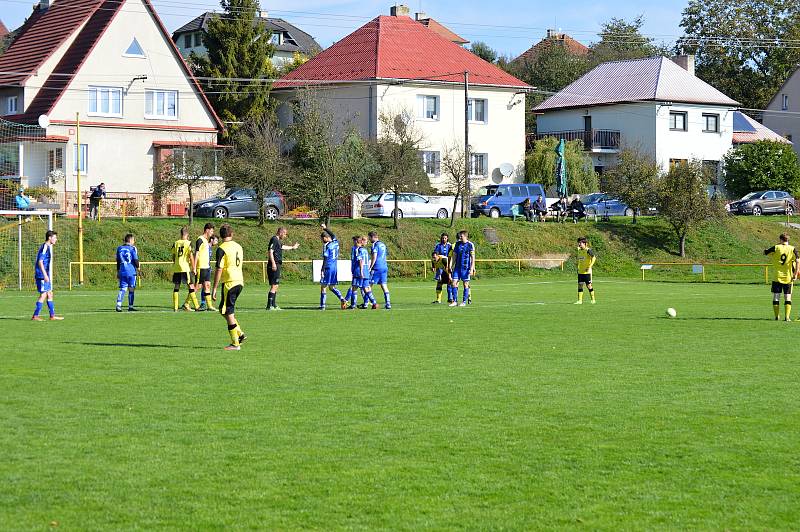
[2,215,797,289]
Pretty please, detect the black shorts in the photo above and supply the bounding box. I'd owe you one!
[438,269,452,285]
[578,273,592,284]
[172,272,191,285]
[772,281,793,295]
[268,264,281,285]
[219,284,243,315]
[197,268,211,284]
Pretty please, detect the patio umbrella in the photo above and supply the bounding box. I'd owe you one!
[555,138,567,198]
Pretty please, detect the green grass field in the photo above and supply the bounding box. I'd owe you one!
[2,278,799,529]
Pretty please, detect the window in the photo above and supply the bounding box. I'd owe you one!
[782,94,789,111]
[511,185,525,197]
[124,37,145,58]
[470,153,488,177]
[88,86,123,117]
[421,151,440,177]
[703,113,719,133]
[47,148,63,174]
[669,111,687,131]
[417,95,439,120]
[145,89,178,119]
[702,160,720,182]
[669,158,688,168]
[184,34,192,48]
[173,148,221,178]
[194,33,202,47]
[269,32,281,45]
[7,96,18,114]
[468,98,487,123]
[73,144,88,174]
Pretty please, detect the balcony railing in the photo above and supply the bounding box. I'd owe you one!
[529,129,621,151]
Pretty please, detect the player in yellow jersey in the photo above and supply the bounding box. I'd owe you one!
[193,222,215,311]
[212,224,246,350]
[575,236,596,304]
[171,226,200,312]
[764,233,800,321]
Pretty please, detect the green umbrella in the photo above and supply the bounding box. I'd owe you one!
[555,138,567,198]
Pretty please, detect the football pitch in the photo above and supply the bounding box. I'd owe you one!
[2,278,799,529]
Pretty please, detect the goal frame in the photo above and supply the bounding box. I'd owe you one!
[0,210,54,290]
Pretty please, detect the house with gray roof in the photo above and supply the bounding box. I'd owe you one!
[172,11,321,67]
[534,55,740,178]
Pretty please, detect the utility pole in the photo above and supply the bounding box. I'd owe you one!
[464,70,470,218]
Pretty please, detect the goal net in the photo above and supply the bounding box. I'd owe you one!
[0,211,54,290]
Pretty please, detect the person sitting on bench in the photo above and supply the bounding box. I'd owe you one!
[569,196,586,223]
[554,196,569,223]
[533,195,548,221]
[520,198,534,222]
[15,189,32,211]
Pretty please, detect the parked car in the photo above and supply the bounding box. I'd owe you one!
[361,193,450,219]
[192,188,286,220]
[471,183,546,218]
[581,193,635,217]
[727,190,795,216]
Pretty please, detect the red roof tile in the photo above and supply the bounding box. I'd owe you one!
[513,32,589,66]
[276,15,528,89]
[0,20,9,38]
[416,18,469,45]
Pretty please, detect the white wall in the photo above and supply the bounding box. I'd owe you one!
[654,103,734,171]
[763,69,800,158]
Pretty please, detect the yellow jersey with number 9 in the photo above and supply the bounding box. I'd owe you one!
[217,240,244,287]
[172,239,192,273]
[768,243,798,284]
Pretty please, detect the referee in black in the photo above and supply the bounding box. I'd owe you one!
[266,226,299,310]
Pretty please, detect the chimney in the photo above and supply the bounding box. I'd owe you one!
[39,0,50,10]
[546,29,557,39]
[671,55,695,77]
[259,10,268,19]
[415,12,428,21]
[390,4,410,17]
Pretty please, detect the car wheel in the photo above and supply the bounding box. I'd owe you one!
[752,205,762,216]
[391,209,404,219]
[490,208,501,219]
[212,207,229,219]
[436,208,448,219]
[624,207,634,217]
[788,205,794,216]
[264,205,279,221]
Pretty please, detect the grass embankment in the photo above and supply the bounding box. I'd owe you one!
[2,214,798,288]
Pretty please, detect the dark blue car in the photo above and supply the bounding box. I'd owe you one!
[582,193,635,217]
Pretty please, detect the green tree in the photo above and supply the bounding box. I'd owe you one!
[676,0,800,109]
[194,0,276,131]
[723,141,800,199]
[657,160,724,257]
[524,137,598,195]
[589,16,669,65]
[153,148,221,227]
[603,148,662,223]
[470,41,498,63]
[440,141,468,226]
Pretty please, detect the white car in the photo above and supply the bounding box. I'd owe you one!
[361,193,450,219]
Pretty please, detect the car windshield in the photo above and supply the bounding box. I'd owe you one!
[365,194,382,202]
[477,186,498,197]
[214,188,234,199]
[741,192,762,200]
[582,193,604,204]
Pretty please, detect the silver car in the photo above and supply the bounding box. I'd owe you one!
[361,193,450,219]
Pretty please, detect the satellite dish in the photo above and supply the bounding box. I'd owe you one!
[499,163,514,177]
[38,114,50,128]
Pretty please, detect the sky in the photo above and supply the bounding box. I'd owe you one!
[0,0,689,57]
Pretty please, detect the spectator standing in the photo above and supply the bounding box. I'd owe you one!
[89,182,106,220]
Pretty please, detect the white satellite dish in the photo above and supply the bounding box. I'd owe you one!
[499,163,515,177]
[38,114,50,129]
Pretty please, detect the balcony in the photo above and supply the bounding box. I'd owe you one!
[529,129,621,152]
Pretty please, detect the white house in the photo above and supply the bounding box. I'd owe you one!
[271,6,530,191]
[763,67,800,158]
[534,56,740,178]
[0,0,223,196]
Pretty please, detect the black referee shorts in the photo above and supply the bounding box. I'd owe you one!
[268,264,281,285]
[219,284,243,315]
[772,281,792,295]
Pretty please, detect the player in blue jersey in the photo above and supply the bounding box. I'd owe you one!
[115,233,140,312]
[368,231,391,309]
[32,230,63,321]
[449,230,475,307]
[344,236,360,308]
[319,223,347,310]
[431,233,453,304]
[357,236,377,309]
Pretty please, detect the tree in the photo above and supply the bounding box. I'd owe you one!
[193,0,276,131]
[657,160,724,257]
[589,16,669,65]
[524,137,598,195]
[723,141,800,199]
[290,90,379,224]
[603,148,662,223]
[222,115,291,225]
[471,41,498,63]
[676,0,800,109]
[375,111,430,228]
[153,148,221,227]
[440,141,468,227]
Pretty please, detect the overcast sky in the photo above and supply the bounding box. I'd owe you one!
[1,0,687,57]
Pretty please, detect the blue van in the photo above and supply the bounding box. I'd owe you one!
[472,183,546,218]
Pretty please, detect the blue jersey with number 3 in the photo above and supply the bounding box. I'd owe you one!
[371,240,388,272]
[116,244,138,277]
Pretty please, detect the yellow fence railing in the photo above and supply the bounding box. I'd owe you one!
[640,262,770,283]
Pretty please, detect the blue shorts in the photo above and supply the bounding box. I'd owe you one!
[452,269,471,282]
[35,279,52,293]
[320,268,338,286]
[351,278,369,288]
[119,275,137,289]
[370,270,388,285]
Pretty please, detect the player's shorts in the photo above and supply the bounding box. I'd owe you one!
[35,279,52,293]
[268,264,281,285]
[320,267,338,286]
[119,274,137,289]
[772,281,793,295]
[172,272,190,285]
[197,268,211,284]
[578,273,593,284]
[370,269,388,285]
[434,268,451,283]
[451,268,471,282]
[351,277,369,288]
[219,283,243,315]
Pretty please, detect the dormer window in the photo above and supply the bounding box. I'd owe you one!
[269,32,282,45]
[124,37,145,58]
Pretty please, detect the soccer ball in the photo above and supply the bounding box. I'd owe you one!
[666,308,677,318]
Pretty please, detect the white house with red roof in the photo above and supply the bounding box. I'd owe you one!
[0,0,222,195]
[273,7,530,190]
[535,56,740,177]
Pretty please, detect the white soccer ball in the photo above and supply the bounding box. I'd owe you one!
[666,307,677,318]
